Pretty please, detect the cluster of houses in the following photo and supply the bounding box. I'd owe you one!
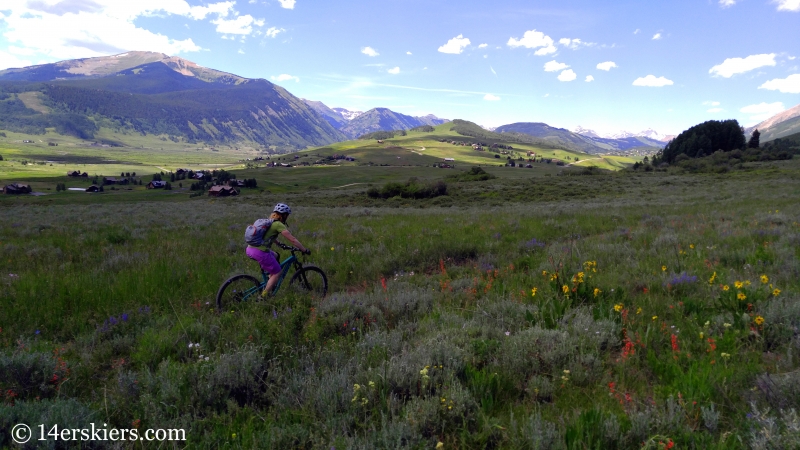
[2,183,32,194]
[67,171,89,177]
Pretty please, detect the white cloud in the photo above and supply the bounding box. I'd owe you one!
[585,75,594,82]
[774,0,800,11]
[596,61,617,71]
[703,101,722,106]
[558,69,577,82]
[271,74,299,82]
[213,15,264,35]
[0,0,272,60]
[0,49,33,70]
[490,66,497,75]
[238,49,244,54]
[387,66,400,74]
[719,0,736,7]
[558,38,594,49]
[277,0,296,9]
[652,33,662,40]
[759,74,800,93]
[544,60,569,72]
[709,53,776,77]
[633,75,674,87]
[406,51,412,55]
[438,34,470,54]
[484,94,500,101]
[633,29,640,34]
[265,27,284,38]
[361,46,379,57]
[478,43,488,48]
[740,102,785,122]
[507,29,556,55]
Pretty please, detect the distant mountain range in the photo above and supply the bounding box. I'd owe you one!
[495,122,665,155]
[746,103,800,143]
[0,51,345,150]
[302,99,448,139]
[572,126,674,142]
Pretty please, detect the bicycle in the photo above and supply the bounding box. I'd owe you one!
[216,242,328,311]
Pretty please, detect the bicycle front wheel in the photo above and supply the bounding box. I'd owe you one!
[289,265,328,298]
[216,274,261,311]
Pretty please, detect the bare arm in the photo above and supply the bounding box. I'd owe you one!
[280,229,307,253]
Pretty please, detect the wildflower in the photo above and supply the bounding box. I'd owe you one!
[636,307,642,314]
[737,292,747,301]
[562,285,569,294]
[436,442,444,450]
[368,381,376,389]
[699,332,704,340]
[745,280,751,286]
[773,288,781,297]
[550,273,558,281]
[735,281,743,289]
[662,265,667,272]
[723,323,732,328]
[652,316,658,321]
[331,247,335,251]
[531,287,538,297]
[690,244,695,249]
[505,331,510,336]
[721,352,731,359]
[614,304,624,312]
[760,274,769,284]
[754,316,765,326]
[671,334,679,352]
[722,285,730,291]
[593,288,601,298]
[708,272,717,284]
[542,270,548,276]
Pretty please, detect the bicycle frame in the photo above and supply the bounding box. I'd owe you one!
[260,252,300,293]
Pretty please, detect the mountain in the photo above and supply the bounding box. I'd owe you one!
[0,52,345,149]
[573,126,673,143]
[747,103,800,143]
[333,107,363,121]
[497,122,663,155]
[339,108,424,138]
[303,99,350,130]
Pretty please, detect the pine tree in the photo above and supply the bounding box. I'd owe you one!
[748,129,761,149]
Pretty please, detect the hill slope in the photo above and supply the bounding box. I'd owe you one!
[0,52,345,149]
[748,103,800,143]
[339,108,427,138]
[496,122,663,155]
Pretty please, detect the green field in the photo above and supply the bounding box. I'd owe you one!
[2,133,799,448]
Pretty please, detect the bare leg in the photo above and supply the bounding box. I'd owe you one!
[263,272,281,296]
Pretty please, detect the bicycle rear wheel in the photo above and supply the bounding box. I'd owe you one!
[289,265,328,298]
[216,274,261,311]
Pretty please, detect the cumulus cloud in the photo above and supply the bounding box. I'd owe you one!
[213,15,265,35]
[361,46,379,57]
[558,69,577,82]
[719,0,736,7]
[759,74,800,93]
[387,66,400,74]
[633,29,641,34]
[478,43,488,48]
[265,27,284,38]
[774,0,800,11]
[0,49,33,70]
[507,29,556,56]
[277,0,296,9]
[652,33,662,40]
[596,61,617,71]
[558,38,594,49]
[585,75,594,82]
[0,0,265,60]
[438,34,470,54]
[544,60,569,72]
[270,74,299,82]
[633,75,674,87]
[741,102,785,121]
[484,94,500,101]
[406,51,412,55]
[709,53,776,77]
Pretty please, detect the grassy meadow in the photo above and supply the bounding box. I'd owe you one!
[1,139,799,448]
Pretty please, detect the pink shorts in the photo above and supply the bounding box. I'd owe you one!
[246,246,281,274]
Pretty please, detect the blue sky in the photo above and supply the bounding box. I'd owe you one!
[0,0,798,135]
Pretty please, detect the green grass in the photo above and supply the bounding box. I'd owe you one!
[0,156,799,448]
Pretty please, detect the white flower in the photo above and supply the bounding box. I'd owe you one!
[505,331,511,336]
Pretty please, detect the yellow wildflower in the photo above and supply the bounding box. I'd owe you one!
[760,275,769,284]
[331,247,335,251]
[614,304,624,312]
[699,332,704,340]
[754,316,765,326]
[652,316,658,321]
[709,272,717,284]
[745,280,751,286]
[690,244,695,249]
[436,442,444,450]
[737,292,747,301]
[662,265,667,272]
[773,288,781,297]
[734,281,743,289]
[562,285,569,294]
[723,323,732,328]
[636,307,642,315]
[550,273,558,281]
[531,287,538,297]
[542,270,548,277]
[721,353,730,359]
[722,285,730,291]
[420,368,428,376]
[593,288,601,298]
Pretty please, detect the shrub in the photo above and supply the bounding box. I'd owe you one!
[366,179,447,200]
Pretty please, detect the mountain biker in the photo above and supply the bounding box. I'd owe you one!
[246,203,310,296]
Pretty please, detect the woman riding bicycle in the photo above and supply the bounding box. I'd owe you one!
[246,203,310,296]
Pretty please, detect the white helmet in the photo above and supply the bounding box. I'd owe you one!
[273,203,292,215]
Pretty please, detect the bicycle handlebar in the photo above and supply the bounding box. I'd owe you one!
[275,241,307,254]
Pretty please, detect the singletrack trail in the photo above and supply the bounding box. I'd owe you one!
[566,157,604,166]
